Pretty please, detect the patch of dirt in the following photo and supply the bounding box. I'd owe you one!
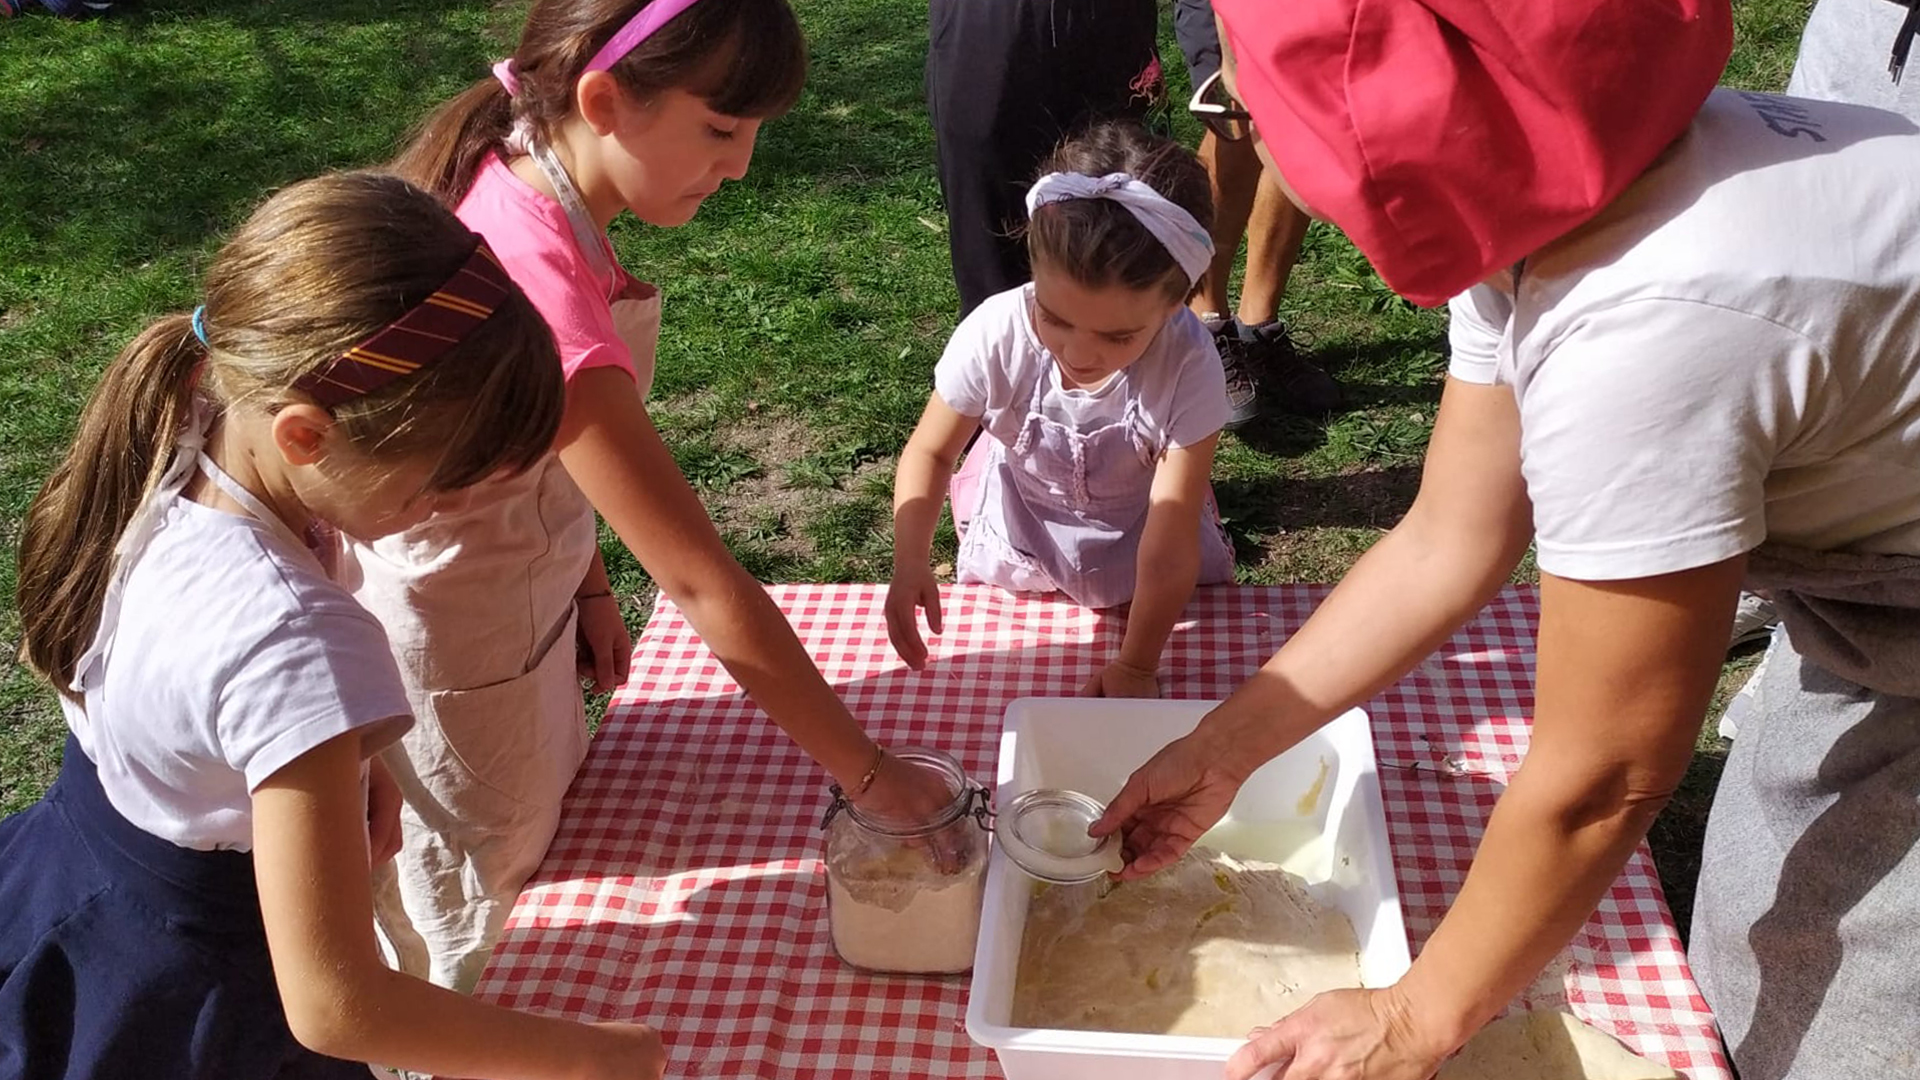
[681,398,896,569]
[1235,526,1386,585]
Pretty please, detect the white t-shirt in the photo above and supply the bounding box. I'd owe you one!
[63,493,412,851]
[1449,88,1920,581]
[934,284,1230,453]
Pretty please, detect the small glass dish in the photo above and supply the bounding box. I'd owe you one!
[993,788,1124,885]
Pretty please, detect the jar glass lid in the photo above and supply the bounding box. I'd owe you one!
[993,788,1125,884]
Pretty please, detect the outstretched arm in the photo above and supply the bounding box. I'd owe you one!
[1092,376,1536,874]
[1084,433,1222,698]
[253,729,665,1080]
[887,393,980,668]
[556,367,950,816]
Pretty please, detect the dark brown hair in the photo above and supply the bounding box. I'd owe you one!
[392,0,808,205]
[17,171,564,698]
[1026,121,1215,302]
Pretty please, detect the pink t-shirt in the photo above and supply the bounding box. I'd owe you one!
[457,153,635,382]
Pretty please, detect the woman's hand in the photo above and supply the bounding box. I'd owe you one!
[366,755,404,866]
[1088,724,1256,879]
[576,593,633,694]
[1227,987,1450,1080]
[885,565,944,669]
[1080,658,1161,699]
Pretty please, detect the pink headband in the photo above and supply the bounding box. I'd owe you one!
[583,0,706,73]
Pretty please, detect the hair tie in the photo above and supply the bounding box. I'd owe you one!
[491,58,521,98]
[1026,171,1216,287]
[190,305,210,347]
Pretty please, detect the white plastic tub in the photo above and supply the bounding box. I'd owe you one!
[966,698,1412,1080]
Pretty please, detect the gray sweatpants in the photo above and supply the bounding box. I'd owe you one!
[1690,631,1920,1079]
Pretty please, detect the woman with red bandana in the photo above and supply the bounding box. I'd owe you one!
[1092,3,1920,1079]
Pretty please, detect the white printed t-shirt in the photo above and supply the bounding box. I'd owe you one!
[63,493,412,851]
[1448,88,1920,581]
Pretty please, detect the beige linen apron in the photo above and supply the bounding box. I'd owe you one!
[347,140,662,990]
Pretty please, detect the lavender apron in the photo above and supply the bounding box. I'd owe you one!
[953,366,1233,609]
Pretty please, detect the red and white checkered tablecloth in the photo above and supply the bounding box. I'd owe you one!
[471,584,1731,1079]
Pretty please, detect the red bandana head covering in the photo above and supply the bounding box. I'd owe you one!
[1213,0,1733,307]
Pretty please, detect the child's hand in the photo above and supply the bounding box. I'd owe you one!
[855,752,971,872]
[366,755,404,866]
[583,1021,666,1080]
[885,566,944,669]
[1080,659,1161,700]
[576,594,633,694]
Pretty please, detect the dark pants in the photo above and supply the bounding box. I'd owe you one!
[926,0,1163,316]
[1171,0,1224,87]
[0,738,367,1080]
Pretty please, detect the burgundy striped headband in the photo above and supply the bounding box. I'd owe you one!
[291,240,514,408]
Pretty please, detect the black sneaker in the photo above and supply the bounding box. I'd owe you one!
[1239,319,1343,418]
[1215,329,1263,430]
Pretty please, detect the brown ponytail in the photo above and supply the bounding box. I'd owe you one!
[391,0,807,206]
[16,317,203,697]
[16,171,565,700]
[390,79,516,210]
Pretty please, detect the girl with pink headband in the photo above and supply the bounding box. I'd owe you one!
[1100,3,1920,1079]
[359,0,954,998]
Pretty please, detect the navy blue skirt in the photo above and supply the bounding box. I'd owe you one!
[0,737,366,1080]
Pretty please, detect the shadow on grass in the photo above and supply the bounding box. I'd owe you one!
[1220,329,1447,460]
[1334,376,1446,412]
[1216,464,1421,564]
[750,0,938,187]
[1652,734,1730,947]
[1,0,498,268]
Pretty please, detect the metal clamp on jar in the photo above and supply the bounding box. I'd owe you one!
[820,748,991,975]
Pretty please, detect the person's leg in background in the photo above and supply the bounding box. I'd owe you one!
[927,0,1161,319]
[1787,0,1920,114]
[1174,0,1341,424]
[926,0,1036,317]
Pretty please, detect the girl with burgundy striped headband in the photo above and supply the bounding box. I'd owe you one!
[7,171,669,1079]
[367,0,961,1000]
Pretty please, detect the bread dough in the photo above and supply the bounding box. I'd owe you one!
[1011,847,1362,1036]
[1438,1011,1681,1079]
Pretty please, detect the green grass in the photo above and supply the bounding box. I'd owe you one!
[1,0,1813,934]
